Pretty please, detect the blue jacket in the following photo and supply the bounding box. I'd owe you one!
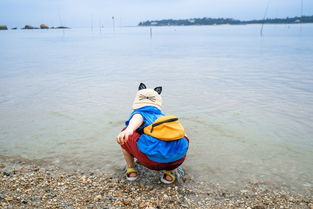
[125,106,189,163]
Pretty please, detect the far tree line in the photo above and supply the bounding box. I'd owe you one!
[138,15,313,26]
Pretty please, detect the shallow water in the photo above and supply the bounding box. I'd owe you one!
[0,24,313,191]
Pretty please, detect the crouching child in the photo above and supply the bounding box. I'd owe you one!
[116,83,189,184]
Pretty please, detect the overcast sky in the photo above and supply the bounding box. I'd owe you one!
[1,0,312,28]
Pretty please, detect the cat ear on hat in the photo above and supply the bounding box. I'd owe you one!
[154,86,162,95]
[138,83,147,90]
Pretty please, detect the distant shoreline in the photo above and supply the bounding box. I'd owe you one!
[0,24,70,31]
[138,15,313,26]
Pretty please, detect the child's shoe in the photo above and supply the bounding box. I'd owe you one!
[125,167,139,181]
[160,167,185,184]
[161,171,178,184]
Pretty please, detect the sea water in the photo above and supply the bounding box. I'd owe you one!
[0,24,312,191]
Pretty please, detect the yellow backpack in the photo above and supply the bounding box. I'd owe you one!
[143,115,185,141]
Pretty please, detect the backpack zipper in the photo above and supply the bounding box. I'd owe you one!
[150,118,178,133]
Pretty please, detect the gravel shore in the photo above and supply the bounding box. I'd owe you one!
[0,155,312,209]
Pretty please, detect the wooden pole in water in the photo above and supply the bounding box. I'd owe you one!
[150,27,152,39]
[301,0,304,19]
[300,0,304,31]
[99,18,102,33]
[260,0,271,37]
[91,15,94,32]
[112,16,115,32]
[57,9,65,36]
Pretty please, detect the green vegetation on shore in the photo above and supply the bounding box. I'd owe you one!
[138,15,313,26]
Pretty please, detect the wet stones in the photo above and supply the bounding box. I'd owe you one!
[61,201,71,206]
[0,25,8,30]
[94,195,102,201]
[3,171,11,176]
[0,156,312,209]
[4,196,13,202]
[23,25,36,29]
[30,196,42,201]
[21,199,28,204]
[40,24,49,29]
[0,194,5,200]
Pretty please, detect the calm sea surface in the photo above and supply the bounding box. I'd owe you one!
[0,25,312,190]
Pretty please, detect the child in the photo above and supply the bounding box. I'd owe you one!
[116,83,189,184]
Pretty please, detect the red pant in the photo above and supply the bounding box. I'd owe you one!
[121,130,188,171]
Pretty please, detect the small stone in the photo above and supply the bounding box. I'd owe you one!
[22,200,28,204]
[31,196,42,201]
[139,202,146,208]
[23,185,32,190]
[5,197,13,201]
[62,201,71,206]
[46,193,56,198]
[92,182,99,186]
[121,199,131,206]
[20,167,28,172]
[252,206,265,209]
[303,183,312,187]
[114,192,122,197]
[0,194,5,200]
[0,163,5,168]
[94,195,102,201]
[3,171,11,176]
[81,175,87,183]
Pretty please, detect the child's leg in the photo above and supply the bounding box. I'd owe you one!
[121,148,137,177]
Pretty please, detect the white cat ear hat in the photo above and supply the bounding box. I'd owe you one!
[132,83,162,110]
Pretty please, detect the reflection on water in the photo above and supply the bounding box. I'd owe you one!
[0,25,312,191]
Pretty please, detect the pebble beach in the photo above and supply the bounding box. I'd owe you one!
[1,155,312,209]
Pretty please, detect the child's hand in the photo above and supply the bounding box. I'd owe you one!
[116,128,134,145]
[116,114,143,145]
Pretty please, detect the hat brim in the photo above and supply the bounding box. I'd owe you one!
[132,103,162,110]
